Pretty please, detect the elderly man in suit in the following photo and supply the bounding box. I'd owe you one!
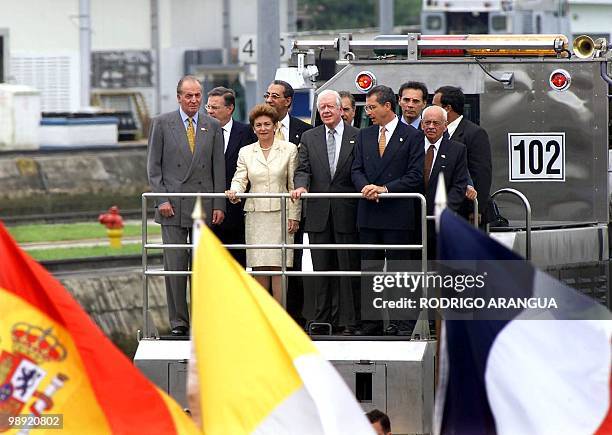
[265,79,312,326]
[292,90,360,335]
[421,105,469,258]
[433,86,491,225]
[351,85,424,335]
[147,75,226,336]
[206,86,257,267]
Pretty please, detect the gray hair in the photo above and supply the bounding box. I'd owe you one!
[317,89,342,109]
[422,105,447,122]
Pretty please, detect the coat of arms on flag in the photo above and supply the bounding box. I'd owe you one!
[0,322,68,432]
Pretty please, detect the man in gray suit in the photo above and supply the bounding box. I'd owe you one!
[147,75,226,336]
[291,90,360,335]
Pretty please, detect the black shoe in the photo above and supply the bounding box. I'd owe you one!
[171,326,189,336]
[385,324,399,336]
[309,324,332,335]
[342,326,357,336]
[354,323,383,336]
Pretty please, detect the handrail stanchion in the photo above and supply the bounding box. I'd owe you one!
[473,197,479,228]
[281,194,288,309]
[489,188,532,260]
[141,194,150,339]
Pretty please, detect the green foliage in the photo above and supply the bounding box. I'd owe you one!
[297,0,421,31]
[26,245,163,262]
[8,222,161,244]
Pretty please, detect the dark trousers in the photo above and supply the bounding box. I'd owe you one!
[360,228,417,332]
[309,220,361,327]
[161,225,192,329]
[212,220,247,268]
[286,224,305,325]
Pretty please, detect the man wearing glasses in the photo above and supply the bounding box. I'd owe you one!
[147,75,226,337]
[351,85,424,336]
[264,80,312,327]
[206,86,257,268]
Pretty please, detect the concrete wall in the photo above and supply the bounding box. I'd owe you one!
[59,270,169,357]
[0,148,149,217]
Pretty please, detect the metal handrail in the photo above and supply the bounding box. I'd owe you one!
[489,188,532,260]
[140,191,475,339]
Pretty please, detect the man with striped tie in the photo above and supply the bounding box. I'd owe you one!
[351,85,424,335]
[147,75,226,336]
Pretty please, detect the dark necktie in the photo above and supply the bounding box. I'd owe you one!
[424,145,435,188]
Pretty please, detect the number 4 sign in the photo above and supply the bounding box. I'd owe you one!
[508,133,565,182]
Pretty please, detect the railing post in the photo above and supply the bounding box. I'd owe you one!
[141,194,150,339]
[489,188,532,260]
[281,194,288,309]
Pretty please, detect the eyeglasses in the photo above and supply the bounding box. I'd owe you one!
[264,92,283,100]
[364,104,379,112]
[204,104,224,111]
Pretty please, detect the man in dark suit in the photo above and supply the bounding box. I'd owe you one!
[147,75,226,336]
[265,80,312,326]
[206,86,257,267]
[398,81,428,130]
[292,90,360,335]
[433,86,492,225]
[421,105,469,259]
[351,85,424,335]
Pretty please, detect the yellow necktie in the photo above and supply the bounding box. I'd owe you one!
[187,118,195,153]
[378,127,386,156]
[275,122,285,141]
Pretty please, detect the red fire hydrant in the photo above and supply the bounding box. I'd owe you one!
[98,205,124,248]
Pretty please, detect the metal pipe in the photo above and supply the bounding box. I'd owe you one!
[281,192,288,308]
[79,0,91,108]
[294,37,567,52]
[379,0,394,35]
[141,194,149,338]
[600,61,612,86]
[490,188,532,260]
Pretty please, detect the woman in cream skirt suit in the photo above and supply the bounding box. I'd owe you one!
[226,104,301,303]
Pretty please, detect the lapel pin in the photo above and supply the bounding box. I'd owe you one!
[201,127,207,132]
[349,140,355,144]
[399,137,404,142]
[441,154,446,158]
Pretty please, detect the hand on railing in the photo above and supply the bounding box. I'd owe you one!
[158,201,175,217]
[290,187,307,201]
[361,184,387,202]
[465,185,477,201]
[225,190,241,204]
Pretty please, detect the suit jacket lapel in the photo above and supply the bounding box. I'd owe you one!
[334,126,355,180]
[429,139,448,190]
[226,124,240,158]
[313,127,332,180]
[451,118,466,142]
[169,111,193,167]
[375,127,406,179]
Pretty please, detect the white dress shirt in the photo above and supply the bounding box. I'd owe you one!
[378,115,399,142]
[424,135,443,178]
[279,113,290,141]
[222,118,233,153]
[446,115,463,139]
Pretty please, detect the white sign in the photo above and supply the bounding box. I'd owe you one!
[508,133,565,182]
[238,34,292,64]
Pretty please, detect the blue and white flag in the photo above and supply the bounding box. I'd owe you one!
[434,209,612,435]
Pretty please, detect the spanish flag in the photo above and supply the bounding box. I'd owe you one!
[0,221,200,434]
[188,226,374,435]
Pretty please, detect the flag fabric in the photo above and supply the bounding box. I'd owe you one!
[188,225,374,435]
[0,221,200,434]
[434,209,612,435]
